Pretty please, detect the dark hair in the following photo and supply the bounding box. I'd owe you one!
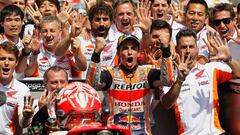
[185,0,208,14]
[43,66,68,84]
[150,20,172,39]
[176,29,197,47]
[0,5,24,23]
[0,41,19,61]
[88,2,113,22]
[213,3,235,19]
[150,0,171,5]
[36,0,60,12]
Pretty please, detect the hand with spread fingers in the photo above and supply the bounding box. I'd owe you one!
[57,2,73,24]
[71,13,88,38]
[134,0,152,33]
[203,31,219,61]
[145,45,162,66]
[83,0,96,11]
[171,2,184,24]
[31,29,41,53]
[175,52,191,82]
[204,33,232,62]
[23,95,36,119]
[26,3,42,26]
[38,89,59,109]
[230,25,240,45]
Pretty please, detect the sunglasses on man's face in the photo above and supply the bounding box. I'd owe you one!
[213,18,232,26]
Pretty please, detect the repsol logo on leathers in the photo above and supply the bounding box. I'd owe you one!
[114,82,149,90]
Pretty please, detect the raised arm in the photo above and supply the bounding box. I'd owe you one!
[161,53,191,109]
[204,32,240,78]
[71,37,87,71]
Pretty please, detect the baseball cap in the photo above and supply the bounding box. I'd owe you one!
[117,34,140,50]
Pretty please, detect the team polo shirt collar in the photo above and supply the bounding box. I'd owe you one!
[0,79,15,91]
[41,45,55,56]
[108,23,142,41]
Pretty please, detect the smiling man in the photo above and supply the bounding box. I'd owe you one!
[212,3,240,61]
[24,16,86,77]
[184,0,216,64]
[87,34,180,135]
[162,29,240,135]
[109,0,142,42]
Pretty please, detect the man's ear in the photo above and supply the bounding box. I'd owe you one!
[232,17,237,24]
[205,14,209,24]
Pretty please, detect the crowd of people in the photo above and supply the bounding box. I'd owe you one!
[0,0,240,134]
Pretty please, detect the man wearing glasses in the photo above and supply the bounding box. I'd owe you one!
[212,3,240,61]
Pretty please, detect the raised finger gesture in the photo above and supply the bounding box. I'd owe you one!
[30,29,41,53]
[26,3,42,26]
[175,52,191,82]
[57,1,73,24]
[145,45,162,66]
[171,2,184,24]
[71,13,88,38]
[83,0,96,11]
[38,89,49,109]
[205,34,231,62]
[230,25,240,45]
[134,0,152,32]
[23,95,36,119]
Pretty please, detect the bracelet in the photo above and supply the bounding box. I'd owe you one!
[22,48,31,56]
[32,50,40,55]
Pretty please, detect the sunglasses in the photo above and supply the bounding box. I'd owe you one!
[213,18,232,26]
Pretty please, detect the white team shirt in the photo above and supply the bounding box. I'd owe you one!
[32,45,73,77]
[161,62,233,135]
[196,26,210,60]
[166,15,185,45]
[0,79,30,135]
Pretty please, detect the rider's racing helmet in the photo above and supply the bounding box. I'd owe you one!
[56,82,102,129]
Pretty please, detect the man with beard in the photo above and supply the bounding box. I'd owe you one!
[212,3,240,61]
[87,33,178,134]
[55,3,113,79]
[162,29,240,135]
[184,0,216,64]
